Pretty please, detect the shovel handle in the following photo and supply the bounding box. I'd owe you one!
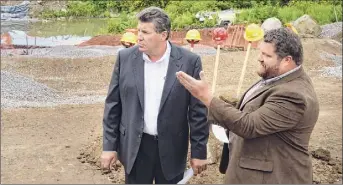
[211,45,221,93]
[236,42,252,99]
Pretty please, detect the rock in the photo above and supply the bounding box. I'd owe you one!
[108,174,115,179]
[293,14,322,37]
[335,165,342,174]
[332,31,342,43]
[328,159,337,166]
[261,17,282,32]
[311,148,331,162]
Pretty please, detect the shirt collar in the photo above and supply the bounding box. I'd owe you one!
[143,41,171,63]
[261,65,302,85]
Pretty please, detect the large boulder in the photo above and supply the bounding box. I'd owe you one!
[293,14,322,37]
[261,17,282,32]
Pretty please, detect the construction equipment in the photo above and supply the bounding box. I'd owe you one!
[120,32,137,48]
[185,29,201,52]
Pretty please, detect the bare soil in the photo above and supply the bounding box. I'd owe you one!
[1,38,342,184]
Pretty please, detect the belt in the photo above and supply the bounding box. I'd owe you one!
[143,133,158,140]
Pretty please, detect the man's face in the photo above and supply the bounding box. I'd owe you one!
[257,41,282,79]
[137,21,167,55]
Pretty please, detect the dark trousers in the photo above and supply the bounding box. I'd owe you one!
[125,133,184,184]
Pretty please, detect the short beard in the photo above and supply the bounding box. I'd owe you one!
[258,63,280,80]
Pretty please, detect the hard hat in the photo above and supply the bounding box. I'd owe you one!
[244,23,264,42]
[285,23,298,35]
[212,27,228,41]
[185,29,201,41]
[120,32,137,44]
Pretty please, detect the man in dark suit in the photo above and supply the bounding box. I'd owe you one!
[101,7,209,184]
[176,28,319,184]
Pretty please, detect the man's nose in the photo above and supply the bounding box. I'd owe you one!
[137,32,143,41]
[257,53,263,62]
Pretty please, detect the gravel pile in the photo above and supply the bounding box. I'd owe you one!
[319,22,342,38]
[319,52,342,79]
[1,70,106,109]
[1,70,60,102]
[1,45,122,58]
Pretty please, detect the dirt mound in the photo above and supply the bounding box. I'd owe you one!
[78,135,342,184]
[77,136,125,183]
[78,35,122,47]
[78,134,224,184]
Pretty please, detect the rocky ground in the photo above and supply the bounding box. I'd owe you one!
[1,37,342,184]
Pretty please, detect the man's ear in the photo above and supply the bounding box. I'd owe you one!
[161,31,168,41]
[282,56,297,67]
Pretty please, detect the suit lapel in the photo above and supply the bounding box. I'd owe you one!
[236,80,261,109]
[239,84,270,110]
[159,44,182,112]
[239,67,305,110]
[132,49,145,111]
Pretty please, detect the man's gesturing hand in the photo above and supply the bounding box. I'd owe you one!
[176,71,213,107]
[101,151,118,172]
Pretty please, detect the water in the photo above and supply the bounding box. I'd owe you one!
[1,18,112,36]
[1,18,114,47]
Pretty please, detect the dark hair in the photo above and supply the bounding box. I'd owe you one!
[136,6,171,40]
[264,28,303,65]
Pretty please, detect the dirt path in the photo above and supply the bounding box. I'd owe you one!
[1,38,342,184]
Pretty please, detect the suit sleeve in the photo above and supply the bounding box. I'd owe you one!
[188,56,209,159]
[102,53,122,151]
[208,91,306,139]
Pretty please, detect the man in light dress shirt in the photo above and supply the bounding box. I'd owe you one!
[101,7,209,184]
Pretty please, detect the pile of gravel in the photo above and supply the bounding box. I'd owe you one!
[319,52,342,79]
[1,70,106,109]
[319,22,342,39]
[1,70,60,102]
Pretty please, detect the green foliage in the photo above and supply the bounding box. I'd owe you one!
[39,0,343,34]
[65,1,98,17]
[105,13,138,34]
[236,2,279,24]
[236,0,342,25]
[165,1,219,30]
[277,6,304,23]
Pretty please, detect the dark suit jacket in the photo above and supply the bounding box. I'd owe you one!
[102,43,209,180]
[209,67,319,183]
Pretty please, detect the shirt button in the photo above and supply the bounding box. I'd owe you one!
[138,134,142,138]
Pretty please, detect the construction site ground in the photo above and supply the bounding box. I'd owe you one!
[1,38,342,184]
